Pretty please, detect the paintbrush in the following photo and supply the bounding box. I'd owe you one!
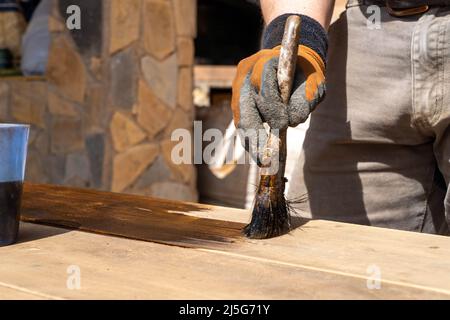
[243,15,301,239]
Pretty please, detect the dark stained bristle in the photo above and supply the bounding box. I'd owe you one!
[243,176,291,239]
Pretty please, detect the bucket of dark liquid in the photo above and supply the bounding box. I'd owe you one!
[0,124,29,246]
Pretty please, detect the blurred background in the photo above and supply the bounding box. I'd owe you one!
[0,0,347,208]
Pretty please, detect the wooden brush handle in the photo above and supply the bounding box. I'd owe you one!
[260,15,301,178]
[278,15,301,104]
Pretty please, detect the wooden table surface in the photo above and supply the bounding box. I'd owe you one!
[0,183,449,300]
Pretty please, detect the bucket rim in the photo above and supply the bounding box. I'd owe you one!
[0,123,30,129]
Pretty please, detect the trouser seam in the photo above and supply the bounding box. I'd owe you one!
[411,12,426,132]
[433,18,445,126]
[411,9,440,133]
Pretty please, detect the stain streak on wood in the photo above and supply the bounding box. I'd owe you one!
[20,183,245,249]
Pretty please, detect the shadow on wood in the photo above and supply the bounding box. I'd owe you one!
[16,222,71,244]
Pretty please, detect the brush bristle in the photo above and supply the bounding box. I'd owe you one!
[244,183,291,239]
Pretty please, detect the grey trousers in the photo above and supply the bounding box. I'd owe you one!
[288,1,450,235]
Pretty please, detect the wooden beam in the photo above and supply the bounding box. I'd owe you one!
[194,65,236,88]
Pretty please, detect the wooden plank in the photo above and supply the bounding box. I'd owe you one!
[0,284,49,300]
[21,183,245,249]
[18,183,450,298]
[0,222,447,300]
[206,225,450,296]
[194,65,236,88]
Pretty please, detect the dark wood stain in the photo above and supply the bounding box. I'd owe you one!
[20,184,245,249]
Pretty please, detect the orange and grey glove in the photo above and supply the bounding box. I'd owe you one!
[231,14,327,162]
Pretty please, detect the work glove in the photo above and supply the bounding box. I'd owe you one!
[231,14,328,163]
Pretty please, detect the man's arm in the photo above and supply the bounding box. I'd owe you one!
[260,0,335,30]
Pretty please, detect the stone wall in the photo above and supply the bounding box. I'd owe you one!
[0,0,198,202]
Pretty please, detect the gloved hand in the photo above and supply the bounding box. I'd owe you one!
[231,14,328,163]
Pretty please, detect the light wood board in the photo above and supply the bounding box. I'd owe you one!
[0,183,448,299]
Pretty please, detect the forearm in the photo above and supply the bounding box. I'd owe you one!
[260,0,335,30]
